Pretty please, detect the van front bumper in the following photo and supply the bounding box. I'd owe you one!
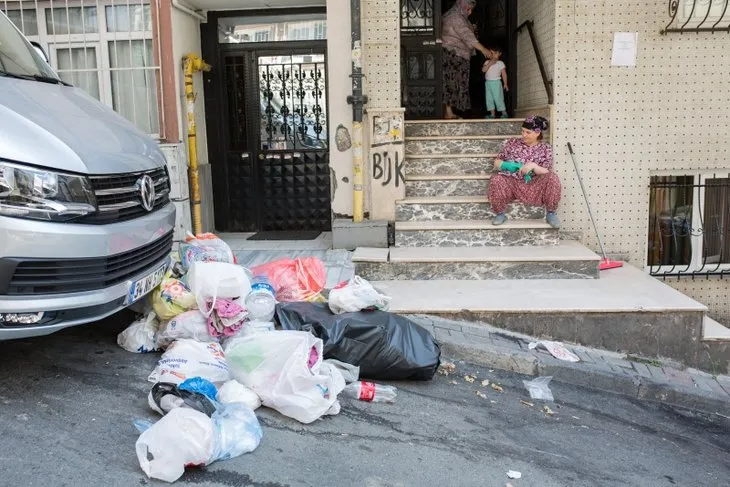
[0,203,175,339]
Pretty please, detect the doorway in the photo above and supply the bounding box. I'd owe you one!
[400,0,517,120]
[202,10,331,233]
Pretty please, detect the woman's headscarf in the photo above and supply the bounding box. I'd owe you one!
[446,0,477,19]
[522,115,549,134]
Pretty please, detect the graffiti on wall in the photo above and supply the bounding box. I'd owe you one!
[372,150,405,187]
[371,113,404,147]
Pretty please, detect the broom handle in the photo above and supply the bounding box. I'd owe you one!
[567,142,609,261]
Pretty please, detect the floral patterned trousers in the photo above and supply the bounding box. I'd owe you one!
[488,172,562,214]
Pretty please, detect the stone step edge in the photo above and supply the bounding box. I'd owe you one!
[397,196,490,205]
[395,219,553,231]
[703,316,730,342]
[353,242,600,264]
[407,135,515,141]
[405,174,492,181]
[406,153,498,159]
[406,118,524,124]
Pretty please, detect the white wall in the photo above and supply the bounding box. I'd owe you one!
[326,0,354,217]
[171,9,208,166]
[553,0,730,321]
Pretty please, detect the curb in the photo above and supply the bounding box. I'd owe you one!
[411,315,730,416]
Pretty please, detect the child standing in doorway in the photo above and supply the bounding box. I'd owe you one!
[482,47,509,118]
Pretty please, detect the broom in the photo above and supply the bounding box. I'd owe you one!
[567,142,623,271]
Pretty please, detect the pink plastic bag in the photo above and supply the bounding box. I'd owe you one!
[251,257,326,302]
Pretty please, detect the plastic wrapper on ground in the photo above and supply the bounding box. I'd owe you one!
[275,302,441,381]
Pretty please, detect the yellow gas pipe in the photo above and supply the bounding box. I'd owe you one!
[183,53,211,235]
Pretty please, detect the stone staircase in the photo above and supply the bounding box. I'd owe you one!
[358,118,597,279]
[349,118,730,373]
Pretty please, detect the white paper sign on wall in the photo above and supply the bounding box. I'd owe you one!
[611,32,638,67]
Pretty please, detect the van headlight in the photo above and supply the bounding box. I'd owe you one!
[0,162,97,221]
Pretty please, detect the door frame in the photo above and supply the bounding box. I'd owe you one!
[201,7,329,232]
[400,0,443,120]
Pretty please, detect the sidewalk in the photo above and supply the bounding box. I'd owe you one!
[408,315,730,416]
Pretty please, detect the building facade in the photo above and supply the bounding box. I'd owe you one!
[6,0,729,324]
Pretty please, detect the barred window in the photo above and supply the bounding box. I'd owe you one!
[648,173,730,276]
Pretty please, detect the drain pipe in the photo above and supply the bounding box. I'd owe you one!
[183,53,211,235]
[347,0,367,223]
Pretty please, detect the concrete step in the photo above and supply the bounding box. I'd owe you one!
[702,316,730,342]
[405,174,490,197]
[395,196,545,221]
[367,264,710,371]
[406,136,507,155]
[395,219,558,247]
[353,241,600,280]
[405,154,495,176]
[405,119,523,137]
[699,316,730,374]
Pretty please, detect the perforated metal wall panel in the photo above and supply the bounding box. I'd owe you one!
[362,0,402,108]
[552,0,730,319]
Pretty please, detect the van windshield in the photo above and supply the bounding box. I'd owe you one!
[0,12,59,80]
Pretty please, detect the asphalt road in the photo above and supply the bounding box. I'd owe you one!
[1,311,729,487]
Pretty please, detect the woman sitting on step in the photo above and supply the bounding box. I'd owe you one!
[488,116,561,229]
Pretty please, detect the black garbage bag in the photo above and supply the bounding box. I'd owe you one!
[275,302,440,381]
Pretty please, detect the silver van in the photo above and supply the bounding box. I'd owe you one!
[0,11,175,339]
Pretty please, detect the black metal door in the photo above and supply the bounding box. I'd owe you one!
[401,0,442,120]
[219,46,331,232]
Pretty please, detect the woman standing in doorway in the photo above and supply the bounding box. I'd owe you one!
[441,0,490,119]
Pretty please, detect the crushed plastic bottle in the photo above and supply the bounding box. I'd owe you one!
[245,275,276,322]
[342,381,397,403]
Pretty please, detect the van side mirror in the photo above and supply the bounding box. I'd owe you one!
[30,41,49,64]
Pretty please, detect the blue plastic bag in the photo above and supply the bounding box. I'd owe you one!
[179,377,219,403]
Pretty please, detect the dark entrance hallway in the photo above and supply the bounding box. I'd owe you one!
[400,0,517,120]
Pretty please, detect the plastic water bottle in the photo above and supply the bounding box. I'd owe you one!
[342,381,397,403]
[245,275,276,322]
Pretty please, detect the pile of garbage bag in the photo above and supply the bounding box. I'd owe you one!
[117,232,440,482]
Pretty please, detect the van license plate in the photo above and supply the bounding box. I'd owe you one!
[125,264,167,306]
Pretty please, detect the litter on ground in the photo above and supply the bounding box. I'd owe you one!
[438,362,457,376]
[528,340,580,362]
[490,383,504,393]
[523,376,554,401]
[116,233,443,483]
[507,470,522,479]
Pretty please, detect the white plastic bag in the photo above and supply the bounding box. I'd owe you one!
[226,331,346,424]
[323,359,360,383]
[328,276,391,314]
[117,312,160,353]
[179,232,235,272]
[523,376,554,401]
[148,339,230,386]
[187,262,252,317]
[136,408,214,483]
[217,379,261,411]
[155,310,216,349]
[209,403,263,462]
[135,403,262,483]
